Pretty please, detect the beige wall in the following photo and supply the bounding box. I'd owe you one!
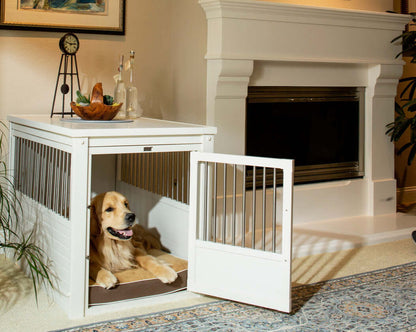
[0,0,395,125]
[0,1,175,121]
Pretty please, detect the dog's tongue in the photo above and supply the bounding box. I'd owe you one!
[117,228,133,237]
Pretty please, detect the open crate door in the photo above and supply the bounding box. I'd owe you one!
[188,152,294,313]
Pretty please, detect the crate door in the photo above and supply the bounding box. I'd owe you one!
[188,152,294,313]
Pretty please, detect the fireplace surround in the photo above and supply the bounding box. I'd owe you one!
[199,0,409,223]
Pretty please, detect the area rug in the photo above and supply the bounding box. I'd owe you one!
[54,262,416,332]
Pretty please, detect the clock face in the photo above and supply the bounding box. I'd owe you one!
[59,33,79,55]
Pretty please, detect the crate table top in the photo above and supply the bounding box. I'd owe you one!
[8,114,217,138]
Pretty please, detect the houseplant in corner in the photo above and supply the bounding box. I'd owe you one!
[386,19,416,210]
[0,123,53,307]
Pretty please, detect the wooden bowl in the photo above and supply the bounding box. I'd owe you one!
[70,83,122,121]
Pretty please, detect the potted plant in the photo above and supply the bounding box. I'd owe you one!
[386,19,416,210]
[0,123,53,306]
[387,18,416,164]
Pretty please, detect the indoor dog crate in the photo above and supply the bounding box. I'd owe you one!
[8,115,294,318]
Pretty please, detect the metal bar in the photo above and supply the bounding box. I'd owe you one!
[242,165,246,248]
[232,164,237,246]
[222,163,227,244]
[272,168,277,252]
[53,148,58,213]
[40,144,46,206]
[185,152,191,203]
[262,167,266,251]
[203,161,208,241]
[252,166,256,249]
[59,150,64,216]
[181,152,185,203]
[176,152,180,201]
[213,162,217,243]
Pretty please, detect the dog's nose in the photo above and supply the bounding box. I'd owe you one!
[125,213,136,225]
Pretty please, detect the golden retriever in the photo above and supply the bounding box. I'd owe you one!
[88,191,178,289]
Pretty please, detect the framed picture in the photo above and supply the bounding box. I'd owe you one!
[0,0,125,35]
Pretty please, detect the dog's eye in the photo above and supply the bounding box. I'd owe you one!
[124,202,128,208]
[105,207,114,212]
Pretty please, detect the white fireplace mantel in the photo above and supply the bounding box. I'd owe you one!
[200,0,410,223]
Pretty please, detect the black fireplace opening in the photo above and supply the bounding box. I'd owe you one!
[245,86,364,186]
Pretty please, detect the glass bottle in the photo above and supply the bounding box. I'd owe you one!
[126,50,143,119]
[114,54,126,119]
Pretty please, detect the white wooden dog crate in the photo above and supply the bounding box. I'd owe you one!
[8,114,294,318]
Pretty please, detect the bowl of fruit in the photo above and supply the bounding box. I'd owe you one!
[70,83,122,120]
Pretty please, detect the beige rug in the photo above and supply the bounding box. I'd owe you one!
[1,238,415,332]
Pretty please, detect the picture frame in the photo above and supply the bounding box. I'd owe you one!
[0,0,125,35]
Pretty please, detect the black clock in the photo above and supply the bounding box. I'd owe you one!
[51,33,81,117]
[59,33,79,55]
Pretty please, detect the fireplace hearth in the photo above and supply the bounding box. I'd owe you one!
[246,86,364,185]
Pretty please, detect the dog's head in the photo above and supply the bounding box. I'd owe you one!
[89,191,136,241]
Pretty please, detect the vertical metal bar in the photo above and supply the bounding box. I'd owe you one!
[40,144,46,205]
[33,143,38,202]
[166,152,172,198]
[222,163,227,244]
[171,152,175,199]
[151,153,155,193]
[53,148,58,213]
[60,150,64,216]
[212,162,217,243]
[66,152,71,219]
[176,152,180,201]
[28,141,33,198]
[145,153,149,191]
[181,152,186,203]
[13,138,20,192]
[134,154,138,187]
[232,164,237,246]
[62,152,67,218]
[155,154,158,194]
[186,152,190,204]
[203,161,208,241]
[162,153,165,196]
[272,168,277,253]
[252,166,256,249]
[262,167,266,251]
[242,165,246,248]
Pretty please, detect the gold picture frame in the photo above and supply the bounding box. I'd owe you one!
[0,0,125,35]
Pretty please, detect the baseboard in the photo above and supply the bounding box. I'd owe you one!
[397,186,416,204]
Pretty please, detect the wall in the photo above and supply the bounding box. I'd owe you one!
[0,0,395,125]
[0,1,174,122]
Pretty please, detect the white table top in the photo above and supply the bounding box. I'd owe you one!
[8,114,217,138]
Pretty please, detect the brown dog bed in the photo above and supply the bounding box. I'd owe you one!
[88,249,188,305]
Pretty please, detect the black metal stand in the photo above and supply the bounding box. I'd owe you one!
[50,54,81,118]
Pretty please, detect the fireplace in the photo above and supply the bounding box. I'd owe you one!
[200,0,408,223]
[245,86,364,186]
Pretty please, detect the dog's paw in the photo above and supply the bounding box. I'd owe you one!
[156,265,178,284]
[96,269,118,289]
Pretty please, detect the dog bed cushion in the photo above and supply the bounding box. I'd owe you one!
[88,249,188,305]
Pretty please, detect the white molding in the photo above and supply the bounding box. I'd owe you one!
[199,0,409,30]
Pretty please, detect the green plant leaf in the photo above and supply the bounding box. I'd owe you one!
[395,102,405,116]
[408,144,416,165]
[397,142,412,155]
[0,125,54,305]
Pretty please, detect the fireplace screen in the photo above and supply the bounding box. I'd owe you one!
[246,86,364,187]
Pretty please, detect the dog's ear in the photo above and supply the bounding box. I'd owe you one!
[89,200,101,236]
